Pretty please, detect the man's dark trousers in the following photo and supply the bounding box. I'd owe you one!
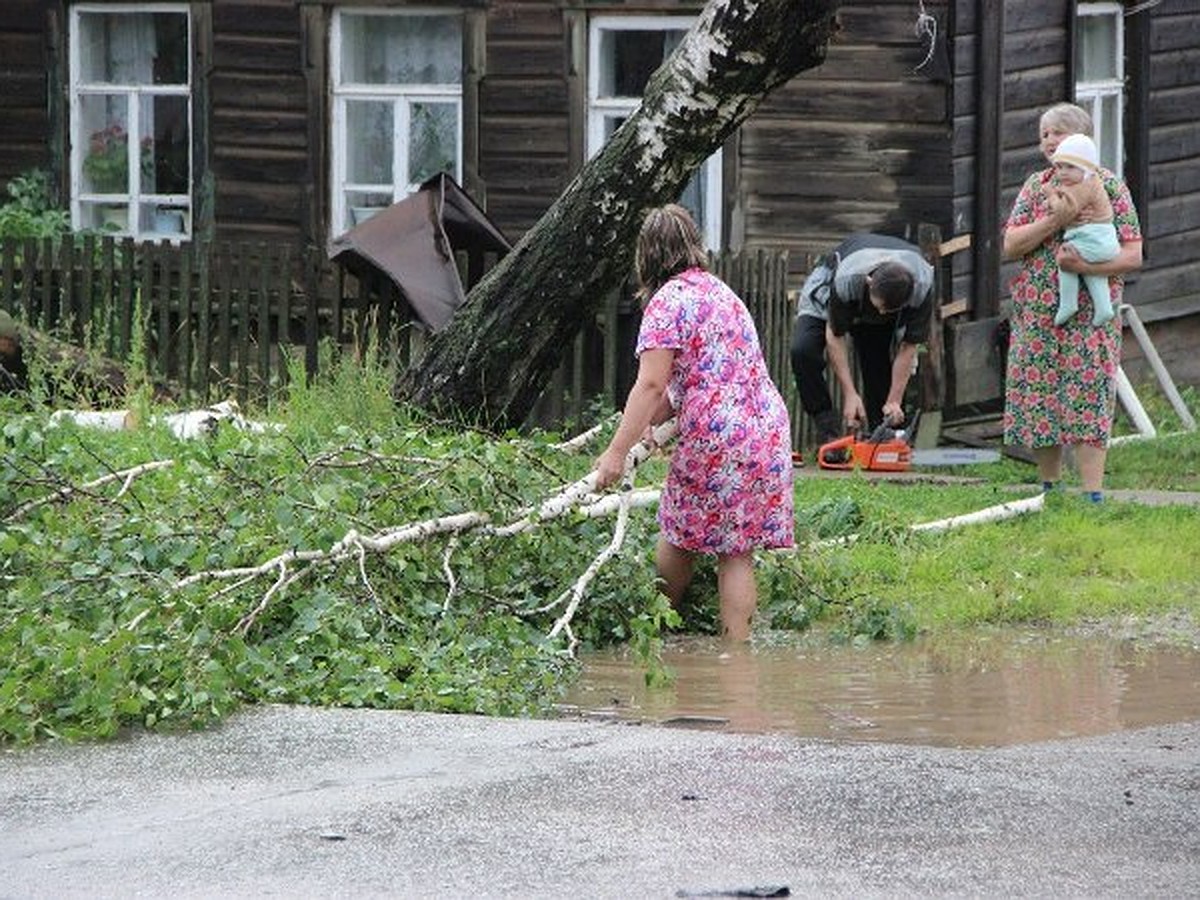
[790,314,896,436]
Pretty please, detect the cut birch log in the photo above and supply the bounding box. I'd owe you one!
[48,409,135,430]
[47,400,281,439]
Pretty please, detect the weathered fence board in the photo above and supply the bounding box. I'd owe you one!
[0,237,802,442]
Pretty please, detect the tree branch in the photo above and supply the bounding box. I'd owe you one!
[4,459,175,523]
[175,419,679,639]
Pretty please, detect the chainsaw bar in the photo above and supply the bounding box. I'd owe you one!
[910,448,1001,466]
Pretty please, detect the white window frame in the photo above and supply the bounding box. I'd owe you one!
[330,7,464,235]
[1075,2,1124,177]
[68,2,193,241]
[588,15,723,250]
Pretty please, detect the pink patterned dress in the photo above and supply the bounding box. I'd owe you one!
[1003,167,1142,448]
[637,268,794,554]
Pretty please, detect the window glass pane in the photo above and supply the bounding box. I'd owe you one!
[1077,14,1117,82]
[80,201,130,233]
[347,192,393,228]
[408,102,458,185]
[346,101,394,184]
[145,204,188,235]
[150,14,189,85]
[341,14,461,85]
[1097,94,1120,170]
[603,114,627,142]
[598,29,686,97]
[81,94,129,194]
[678,169,707,234]
[79,12,187,85]
[140,94,189,194]
[589,18,720,249]
[135,202,187,235]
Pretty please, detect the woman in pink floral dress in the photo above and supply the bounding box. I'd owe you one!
[1002,103,1142,501]
[596,205,794,641]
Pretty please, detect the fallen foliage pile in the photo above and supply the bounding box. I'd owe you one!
[2,399,809,742]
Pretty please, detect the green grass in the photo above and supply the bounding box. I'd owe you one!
[777,388,1200,640]
[792,496,1200,632]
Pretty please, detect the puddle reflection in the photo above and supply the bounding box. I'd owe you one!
[559,631,1200,747]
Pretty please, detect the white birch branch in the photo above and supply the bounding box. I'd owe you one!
[576,488,661,518]
[234,561,290,635]
[441,534,461,613]
[173,419,677,639]
[175,511,491,591]
[5,458,175,522]
[48,410,133,430]
[175,545,332,590]
[791,492,1046,553]
[546,485,635,651]
[908,493,1045,533]
[493,418,677,537]
[550,414,618,452]
[336,512,490,554]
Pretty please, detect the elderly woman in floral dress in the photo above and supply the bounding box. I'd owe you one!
[595,204,794,642]
[1002,102,1143,502]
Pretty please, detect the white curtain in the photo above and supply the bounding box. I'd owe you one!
[105,13,155,84]
[342,14,461,85]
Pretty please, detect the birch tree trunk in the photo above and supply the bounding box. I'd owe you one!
[400,0,840,427]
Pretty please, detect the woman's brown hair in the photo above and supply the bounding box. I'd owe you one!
[634,204,709,301]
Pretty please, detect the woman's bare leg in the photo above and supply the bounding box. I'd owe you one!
[1034,445,1064,485]
[716,552,757,642]
[655,536,694,607]
[1075,444,1108,493]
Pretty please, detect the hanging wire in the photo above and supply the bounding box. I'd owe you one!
[913,0,938,73]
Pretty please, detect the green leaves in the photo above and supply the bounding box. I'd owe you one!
[0,373,658,743]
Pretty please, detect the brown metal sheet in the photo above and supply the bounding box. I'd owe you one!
[328,174,510,332]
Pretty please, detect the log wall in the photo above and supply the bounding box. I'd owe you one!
[1135,0,1200,324]
[0,1,56,185]
[208,0,311,245]
[480,0,574,237]
[739,0,955,279]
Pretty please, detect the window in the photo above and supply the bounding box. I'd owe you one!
[69,4,192,239]
[588,16,722,250]
[1075,3,1124,176]
[331,10,463,235]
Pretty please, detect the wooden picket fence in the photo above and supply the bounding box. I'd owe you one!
[0,234,799,438]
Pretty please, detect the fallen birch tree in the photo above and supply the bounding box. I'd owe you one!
[172,419,678,646]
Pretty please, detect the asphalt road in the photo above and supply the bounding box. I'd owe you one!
[2,706,1198,898]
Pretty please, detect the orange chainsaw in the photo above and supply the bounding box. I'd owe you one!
[817,414,1000,471]
[817,422,913,471]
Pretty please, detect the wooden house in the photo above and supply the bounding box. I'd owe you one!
[1,0,1198,401]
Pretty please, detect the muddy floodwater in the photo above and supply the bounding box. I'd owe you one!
[559,630,1200,747]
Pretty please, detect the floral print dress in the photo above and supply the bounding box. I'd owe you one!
[637,268,794,554]
[1003,167,1142,448]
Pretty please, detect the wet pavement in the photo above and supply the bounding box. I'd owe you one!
[2,704,1198,898]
